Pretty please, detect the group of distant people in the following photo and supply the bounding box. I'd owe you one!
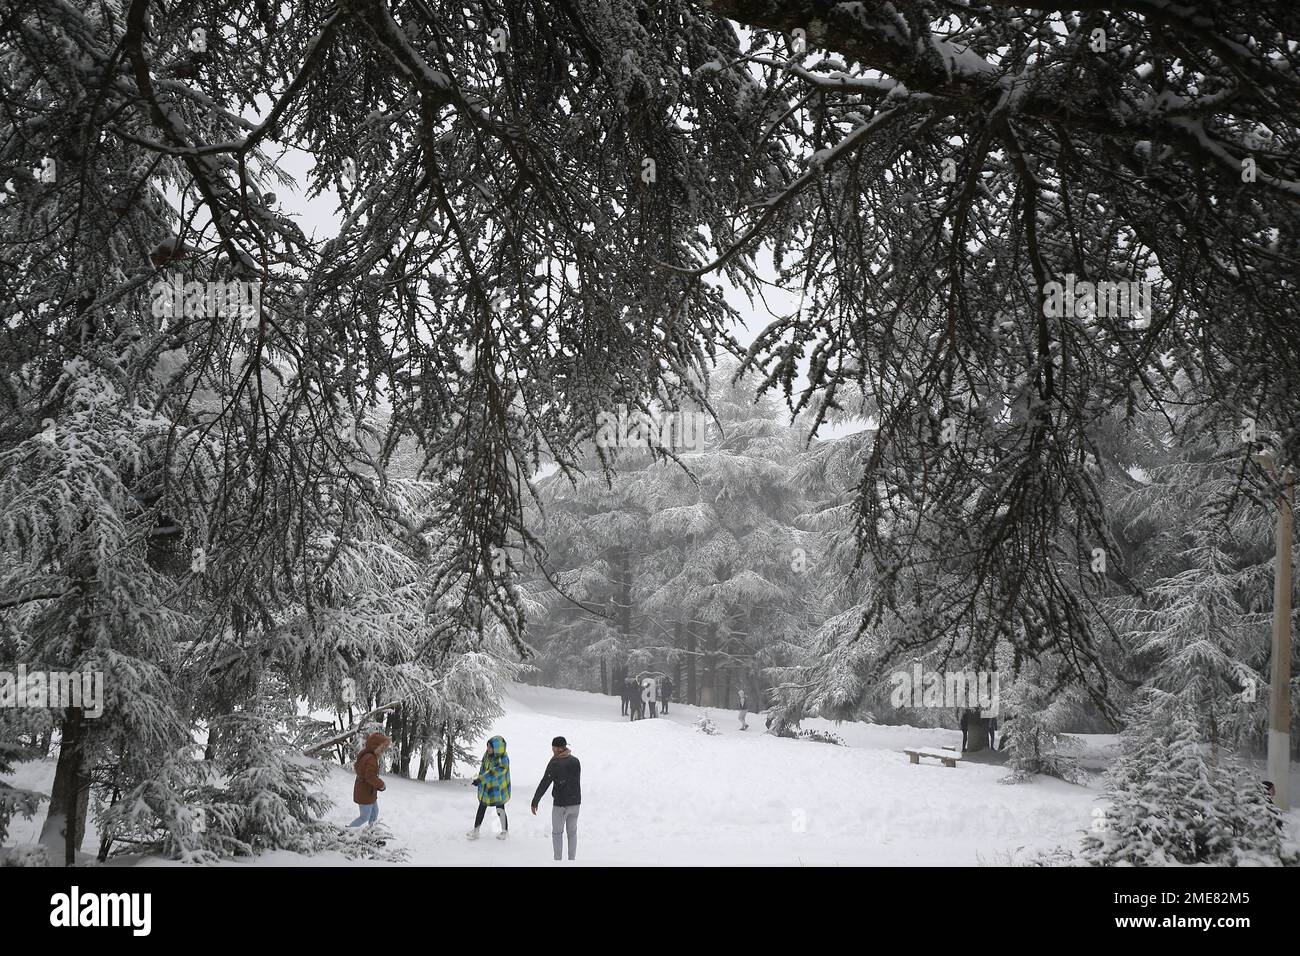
[348,731,583,861]
[620,674,673,720]
[619,673,752,730]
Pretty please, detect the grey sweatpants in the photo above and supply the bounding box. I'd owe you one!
[551,804,580,860]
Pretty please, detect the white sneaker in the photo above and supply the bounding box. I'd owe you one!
[466,828,480,840]
[496,830,509,841]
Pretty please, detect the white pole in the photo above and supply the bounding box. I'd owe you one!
[1264,460,1293,811]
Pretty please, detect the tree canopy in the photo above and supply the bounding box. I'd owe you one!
[3,0,1298,708]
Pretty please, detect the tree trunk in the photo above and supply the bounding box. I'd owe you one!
[96,783,121,862]
[438,725,455,780]
[600,658,608,696]
[704,623,718,706]
[686,623,698,705]
[40,708,90,865]
[617,548,633,643]
[203,723,218,761]
[672,619,683,704]
[395,709,413,778]
[1208,704,1219,766]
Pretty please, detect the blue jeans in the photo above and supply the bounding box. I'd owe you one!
[349,801,379,827]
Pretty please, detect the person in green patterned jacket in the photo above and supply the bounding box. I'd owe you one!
[467,735,511,841]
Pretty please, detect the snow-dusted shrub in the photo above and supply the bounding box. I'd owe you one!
[197,711,333,857]
[794,728,846,746]
[1022,846,1080,867]
[1000,723,1086,785]
[1081,692,1294,866]
[0,780,43,848]
[694,714,719,735]
[0,707,48,846]
[999,664,1088,785]
[103,709,401,863]
[772,724,846,746]
[1,845,50,867]
[0,732,44,846]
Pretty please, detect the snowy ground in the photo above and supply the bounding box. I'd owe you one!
[7,683,1298,865]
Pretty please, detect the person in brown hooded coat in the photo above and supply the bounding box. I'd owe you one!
[349,732,390,827]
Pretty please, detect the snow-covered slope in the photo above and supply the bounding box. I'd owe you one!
[8,683,1118,865]
[17,683,1293,866]
[367,683,1107,866]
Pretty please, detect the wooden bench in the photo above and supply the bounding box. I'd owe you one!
[904,746,963,768]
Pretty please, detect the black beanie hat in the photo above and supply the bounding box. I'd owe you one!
[552,736,567,748]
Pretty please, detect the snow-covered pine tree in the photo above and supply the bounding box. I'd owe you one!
[204,705,332,858]
[647,372,820,708]
[270,473,449,776]
[1083,691,1293,866]
[0,354,200,864]
[1112,416,1280,755]
[417,622,530,781]
[1119,537,1269,756]
[526,366,821,708]
[998,659,1088,785]
[764,415,878,731]
[765,608,882,734]
[101,697,400,864]
[525,469,651,690]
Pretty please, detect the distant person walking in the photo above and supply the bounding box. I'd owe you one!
[467,735,511,840]
[349,732,390,827]
[531,735,582,861]
[625,678,640,721]
[959,708,975,751]
[645,676,658,718]
[985,716,999,750]
[659,675,673,714]
[737,688,749,730]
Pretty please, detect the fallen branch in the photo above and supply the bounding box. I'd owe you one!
[302,699,405,756]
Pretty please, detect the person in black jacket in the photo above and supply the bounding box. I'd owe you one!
[531,736,582,861]
[616,666,629,715]
[623,678,640,720]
